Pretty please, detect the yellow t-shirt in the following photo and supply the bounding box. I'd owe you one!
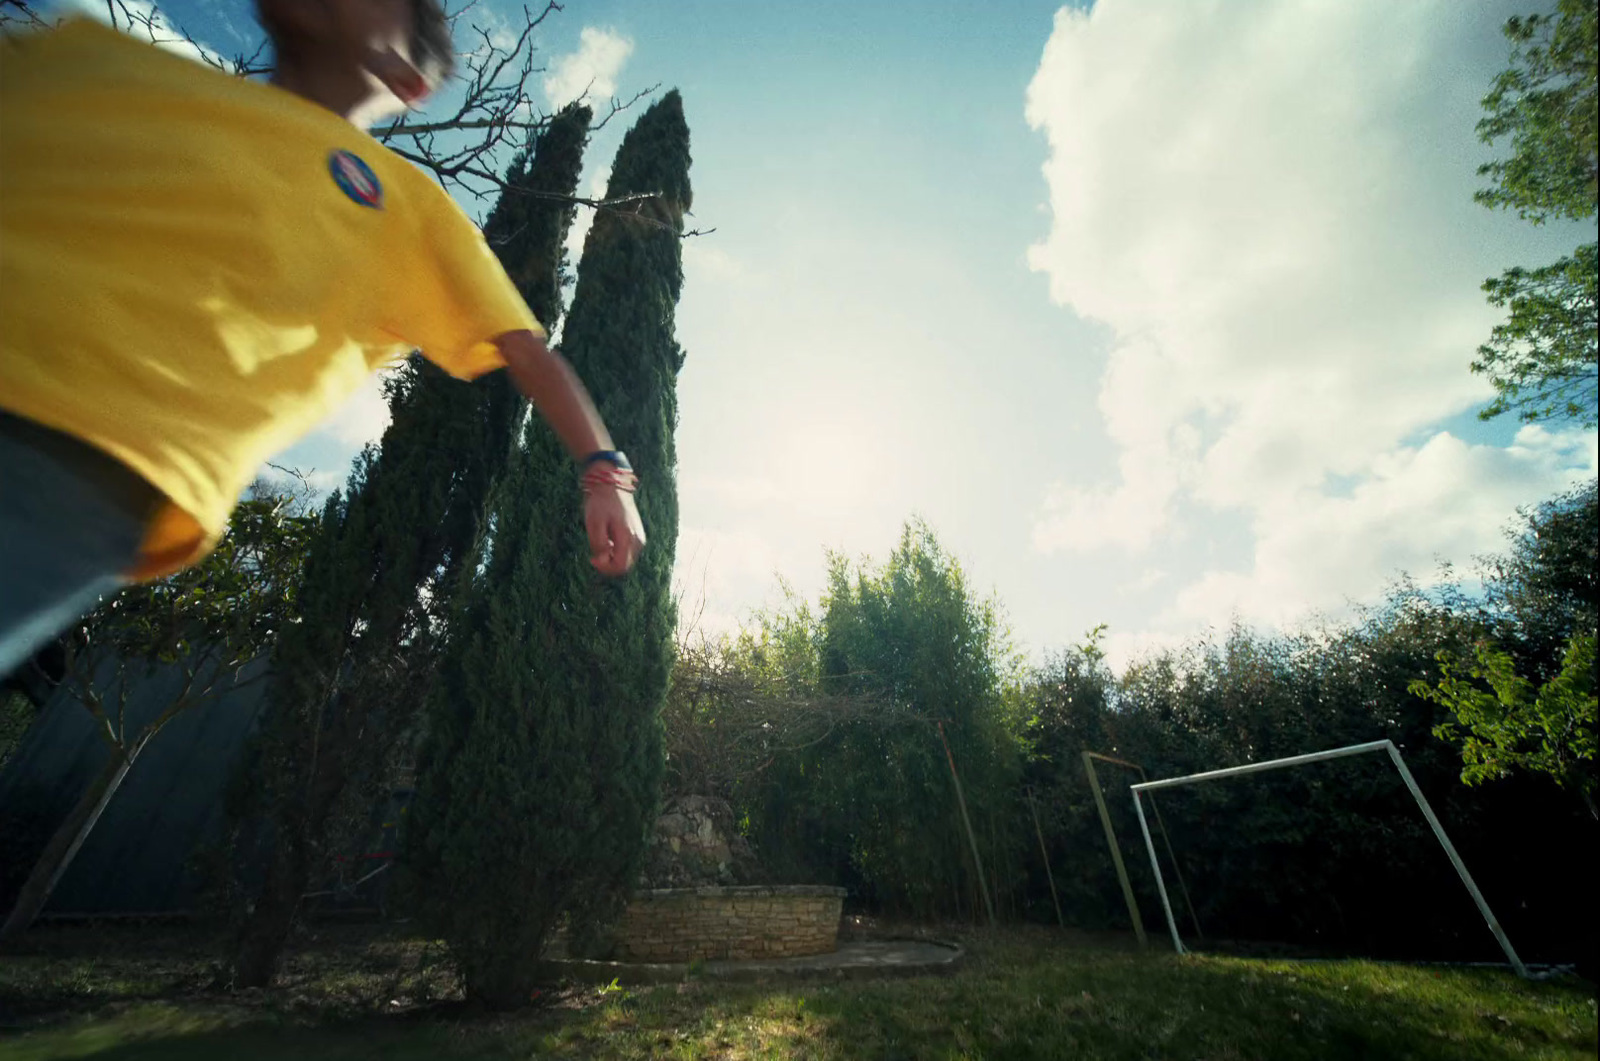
[0,19,544,578]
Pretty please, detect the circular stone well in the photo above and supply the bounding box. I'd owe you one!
[613,884,847,962]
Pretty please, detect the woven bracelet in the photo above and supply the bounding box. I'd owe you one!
[581,467,638,494]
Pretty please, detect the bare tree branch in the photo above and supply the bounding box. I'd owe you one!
[1,0,709,236]
[662,637,921,799]
[0,0,55,32]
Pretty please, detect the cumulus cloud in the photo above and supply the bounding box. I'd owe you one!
[475,7,520,53]
[312,371,393,447]
[543,27,633,108]
[1025,0,1596,632]
[1163,426,1598,631]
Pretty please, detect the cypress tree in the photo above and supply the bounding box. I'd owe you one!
[406,91,691,1008]
[228,105,593,987]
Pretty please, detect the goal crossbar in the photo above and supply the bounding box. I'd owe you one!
[1127,738,1527,977]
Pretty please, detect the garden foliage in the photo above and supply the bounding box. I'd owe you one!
[225,105,593,987]
[404,93,690,1008]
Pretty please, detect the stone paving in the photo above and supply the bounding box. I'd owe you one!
[534,938,964,986]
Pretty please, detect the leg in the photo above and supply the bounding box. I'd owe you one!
[0,414,156,679]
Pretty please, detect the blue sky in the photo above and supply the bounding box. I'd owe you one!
[54,0,1598,670]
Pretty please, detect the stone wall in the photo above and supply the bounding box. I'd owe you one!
[614,885,846,962]
[638,795,764,888]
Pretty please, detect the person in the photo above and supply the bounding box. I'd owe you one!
[0,0,647,678]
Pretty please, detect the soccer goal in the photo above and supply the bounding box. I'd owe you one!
[1128,739,1528,977]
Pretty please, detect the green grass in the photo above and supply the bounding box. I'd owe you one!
[0,927,1593,1060]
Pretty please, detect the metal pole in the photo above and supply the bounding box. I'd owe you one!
[1132,790,1183,954]
[938,722,996,927]
[1086,753,1202,941]
[1126,739,1529,977]
[1026,787,1065,928]
[1082,751,1147,947]
[1131,740,1394,793]
[1383,742,1527,978]
[1146,790,1204,941]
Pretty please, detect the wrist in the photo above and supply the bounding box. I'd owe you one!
[581,463,638,495]
[582,449,632,472]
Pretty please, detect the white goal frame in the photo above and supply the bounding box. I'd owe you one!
[1128,739,1527,977]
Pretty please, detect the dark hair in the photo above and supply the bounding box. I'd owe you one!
[409,0,455,85]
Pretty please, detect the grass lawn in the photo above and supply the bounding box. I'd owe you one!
[0,925,1593,1060]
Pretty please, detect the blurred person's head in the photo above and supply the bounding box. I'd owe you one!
[257,0,453,124]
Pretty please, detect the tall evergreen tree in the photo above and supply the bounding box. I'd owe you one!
[406,91,691,1008]
[228,105,593,987]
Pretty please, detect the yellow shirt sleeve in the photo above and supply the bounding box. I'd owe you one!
[382,175,546,380]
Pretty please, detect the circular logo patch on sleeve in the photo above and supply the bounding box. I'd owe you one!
[329,150,383,208]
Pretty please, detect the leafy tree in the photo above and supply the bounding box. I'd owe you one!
[228,106,592,988]
[1482,478,1598,672]
[1000,573,1593,964]
[669,540,1594,960]
[404,92,691,1008]
[1472,0,1598,427]
[662,630,878,803]
[1014,632,1133,928]
[1414,480,1599,819]
[1413,634,1596,818]
[1,483,314,940]
[738,520,1025,921]
[1475,1,1598,223]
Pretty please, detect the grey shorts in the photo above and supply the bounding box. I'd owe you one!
[0,410,163,679]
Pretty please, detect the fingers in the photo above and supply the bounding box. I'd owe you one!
[586,503,616,574]
[587,496,645,577]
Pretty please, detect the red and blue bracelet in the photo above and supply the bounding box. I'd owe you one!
[581,450,637,494]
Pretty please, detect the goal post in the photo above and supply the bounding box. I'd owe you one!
[1128,738,1528,978]
[1081,750,1205,948]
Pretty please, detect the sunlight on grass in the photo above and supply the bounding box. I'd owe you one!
[1,938,1594,1061]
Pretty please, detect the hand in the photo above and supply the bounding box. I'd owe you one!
[585,486,646,576]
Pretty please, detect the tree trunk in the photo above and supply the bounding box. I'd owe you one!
[231,855,304,988]
[230,776,325,987]
[230,713,363,988]
[1,741,136,940]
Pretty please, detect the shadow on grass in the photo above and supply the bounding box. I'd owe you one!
[0,1005,491,1061]
[2,936,1594,1061]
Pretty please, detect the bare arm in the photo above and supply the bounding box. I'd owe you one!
[492,329,645,576]
[494,328,613,460]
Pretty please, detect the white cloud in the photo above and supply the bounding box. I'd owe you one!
[1163,426,1596,632]
[1124,567,1167,594]
[679,469,786,510]
[544,27,633,108]
[257,464,342,498]
[476,7,519,52]
[683,242,756,289]
[673,524,787,643]
[1102,626,1195,677]
[312,370,393,447]
[1024,0,1595,640]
